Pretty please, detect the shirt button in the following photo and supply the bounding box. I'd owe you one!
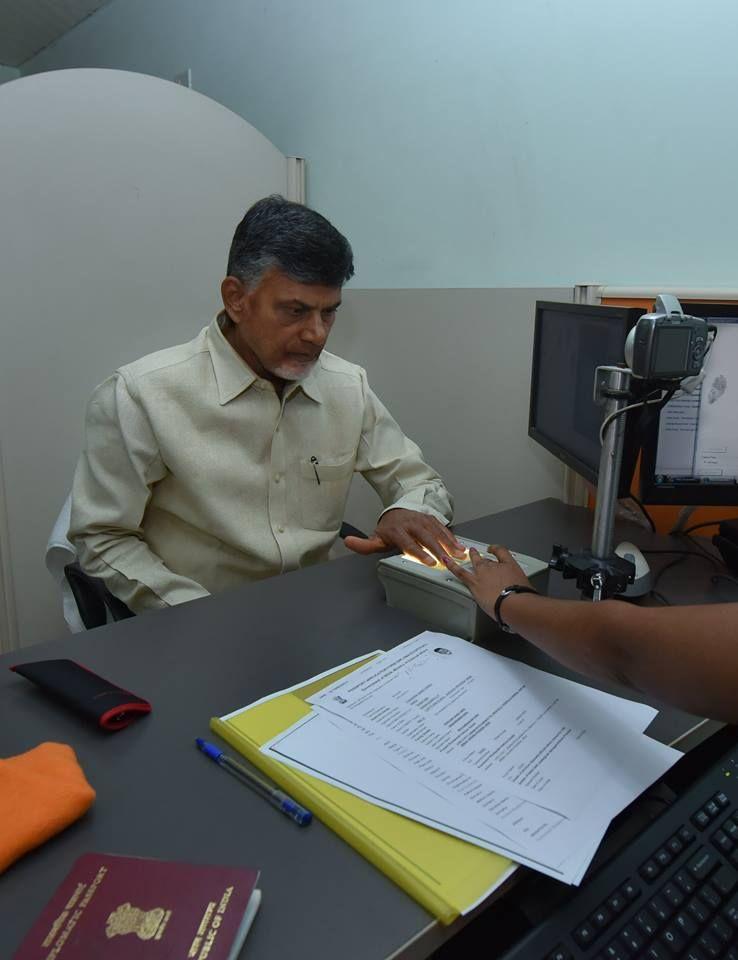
[274,474,281,483]
[278,526,285,534]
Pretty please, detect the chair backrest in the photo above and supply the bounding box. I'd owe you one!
[46,494,85,632]
[46,493,135,631]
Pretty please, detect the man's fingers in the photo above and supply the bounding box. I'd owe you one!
[343,534,388,556]
[409,519,463,563]
[436,526,466,558]
[372,510,466,566]
[400,536,439,565]
[344,527,436,566]
[379,516,442,565]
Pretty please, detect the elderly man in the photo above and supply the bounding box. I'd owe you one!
[70,196,461,613]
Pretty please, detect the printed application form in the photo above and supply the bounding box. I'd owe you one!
[262,633,680,884]
[265,708,618,882]
[307,634,672,818]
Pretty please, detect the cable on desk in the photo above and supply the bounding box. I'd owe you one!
[642,548,718,567]
[677,533,722,571]
[650,536,731,594]
[627,495,656,533]
[649,590,670,605]
[711,573,738,588]
[680,518,731,536]
[652,554,689,590]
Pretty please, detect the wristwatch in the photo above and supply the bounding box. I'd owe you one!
[493,584,540,633]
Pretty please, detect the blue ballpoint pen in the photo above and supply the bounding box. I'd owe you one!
[195,738,313,826]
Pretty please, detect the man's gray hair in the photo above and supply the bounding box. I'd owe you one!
[227,196,354,288]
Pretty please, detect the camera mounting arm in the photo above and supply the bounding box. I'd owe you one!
[550,365,636,600]
[550,295,715,602]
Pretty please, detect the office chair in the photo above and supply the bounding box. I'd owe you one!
[62,522,368,630]
[63,562,135,630]
[47,495,133,631]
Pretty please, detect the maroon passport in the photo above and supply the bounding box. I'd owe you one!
[13,852,261,959]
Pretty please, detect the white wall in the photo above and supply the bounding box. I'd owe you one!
[20,0,738,289]
[0,70,289,648]
[333,288,567,538]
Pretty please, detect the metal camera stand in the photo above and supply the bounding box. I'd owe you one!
[550,366,637,601]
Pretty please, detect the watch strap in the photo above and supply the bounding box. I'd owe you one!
[493,585,540,633]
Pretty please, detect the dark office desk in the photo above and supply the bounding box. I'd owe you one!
[1,499,735,959]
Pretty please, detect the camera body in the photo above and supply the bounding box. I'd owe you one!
[625,294,709,381]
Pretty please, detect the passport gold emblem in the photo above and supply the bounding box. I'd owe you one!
[106,902,166,940]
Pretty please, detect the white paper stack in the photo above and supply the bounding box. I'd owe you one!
[262,632,681,884]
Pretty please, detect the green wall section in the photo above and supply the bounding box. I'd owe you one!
[0,64,19,84]
[19,0,738,289]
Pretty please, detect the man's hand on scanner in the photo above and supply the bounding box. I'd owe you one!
[343,508,465,565]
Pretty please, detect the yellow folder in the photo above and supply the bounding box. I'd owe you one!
[210,654,517,925]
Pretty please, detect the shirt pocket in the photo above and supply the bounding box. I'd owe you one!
[298,453,355,532]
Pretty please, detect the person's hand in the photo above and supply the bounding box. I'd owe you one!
[343,508,466,565]
[443,545,531,617]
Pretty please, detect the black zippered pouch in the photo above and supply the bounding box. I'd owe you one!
[10,659,151,731]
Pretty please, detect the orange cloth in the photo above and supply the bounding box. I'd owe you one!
[0,742,95,873]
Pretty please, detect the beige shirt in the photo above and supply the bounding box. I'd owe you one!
[69,317,453,613]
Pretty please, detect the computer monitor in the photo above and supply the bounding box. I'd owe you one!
[528,301,645,496]
[639,303,738,506]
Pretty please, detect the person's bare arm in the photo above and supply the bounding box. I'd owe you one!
[444,546,738,723]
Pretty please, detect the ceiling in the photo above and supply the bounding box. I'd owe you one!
[0,0,112,67]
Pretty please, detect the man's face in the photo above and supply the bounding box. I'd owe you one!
[222,268,342,382]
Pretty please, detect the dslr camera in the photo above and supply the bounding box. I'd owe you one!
[625,294,710,381]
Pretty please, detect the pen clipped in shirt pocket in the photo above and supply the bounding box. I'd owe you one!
[298,454,355,531]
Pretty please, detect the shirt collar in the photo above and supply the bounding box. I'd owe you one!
[207,316,258,405]
[294,363,323,404]
[207,315,323,406]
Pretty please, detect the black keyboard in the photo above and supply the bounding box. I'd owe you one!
[499,728,738,960]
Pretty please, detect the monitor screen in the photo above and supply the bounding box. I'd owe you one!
[640,308,738,506]
[528,301,644,492]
